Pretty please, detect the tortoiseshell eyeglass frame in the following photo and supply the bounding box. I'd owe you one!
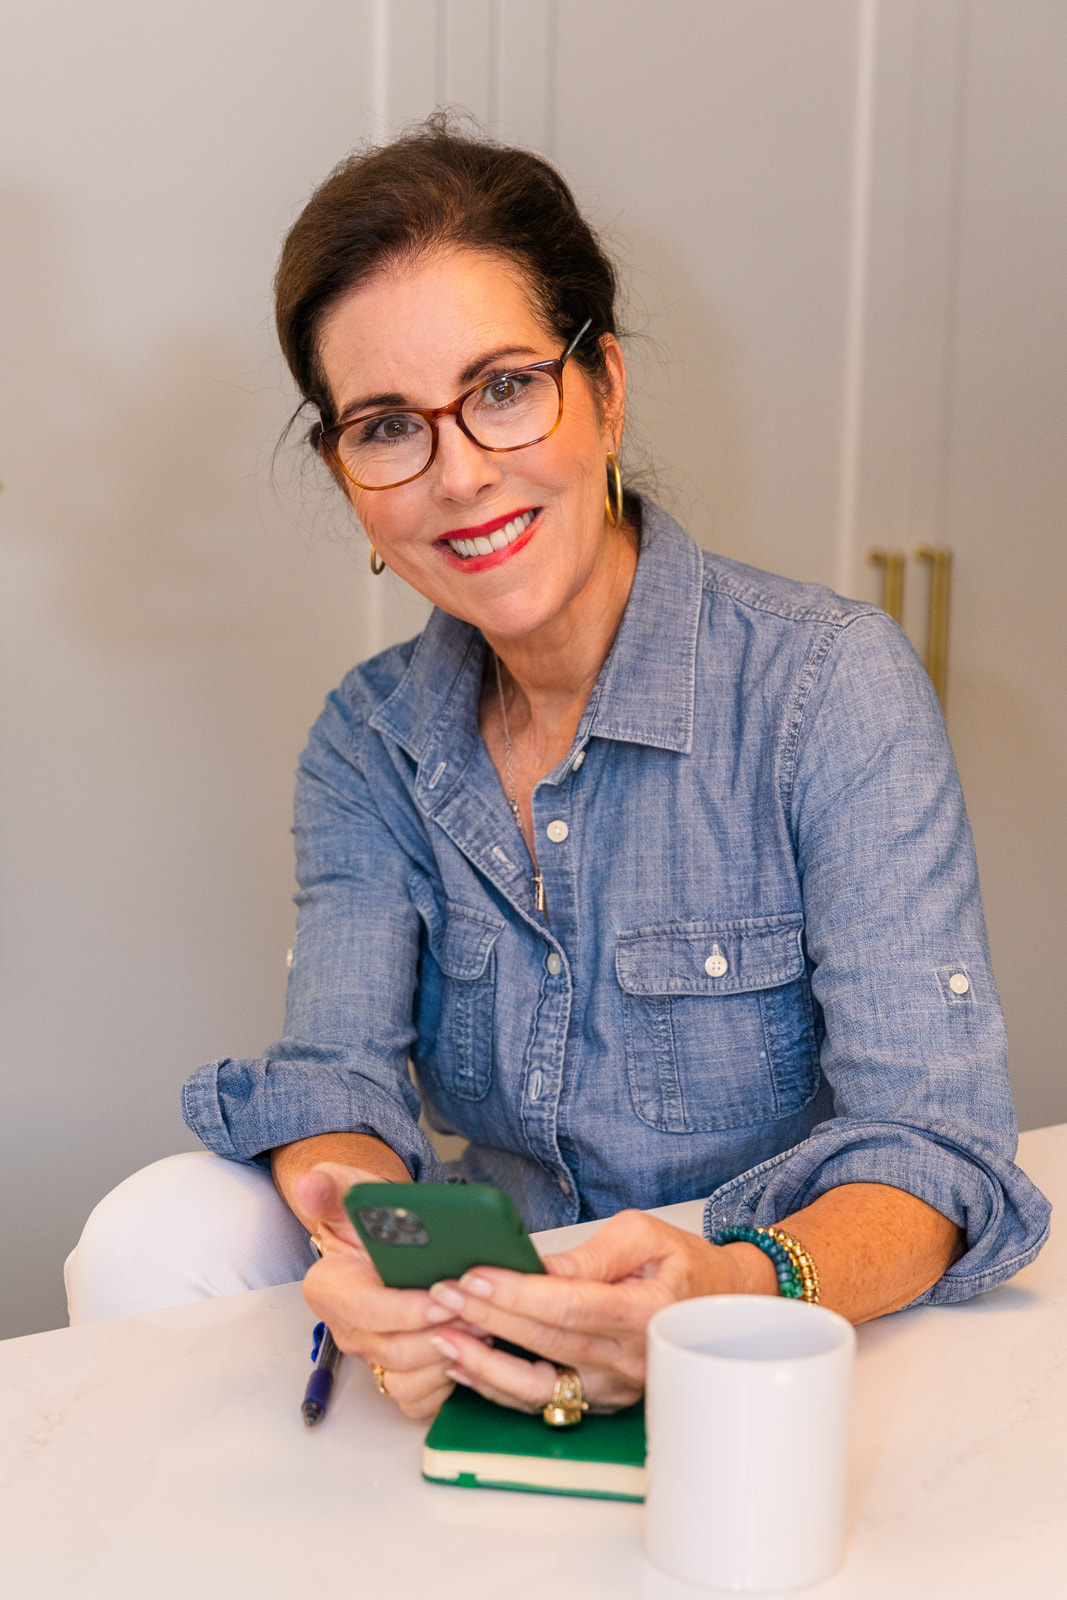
[316,317,593,491]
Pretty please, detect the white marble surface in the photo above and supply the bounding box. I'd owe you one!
[1,1128,1064,1600]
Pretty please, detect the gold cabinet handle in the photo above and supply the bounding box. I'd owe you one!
[914,546,953,706]
[867,548,906,623]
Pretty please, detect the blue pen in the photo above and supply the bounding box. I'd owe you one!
[302,1322,342,1426]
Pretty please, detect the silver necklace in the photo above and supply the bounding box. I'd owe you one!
[494,652,546,914]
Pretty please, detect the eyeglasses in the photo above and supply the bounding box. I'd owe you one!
[319,317,593,491]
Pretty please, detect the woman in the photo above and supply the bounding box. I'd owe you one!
[67,121,1049,1422]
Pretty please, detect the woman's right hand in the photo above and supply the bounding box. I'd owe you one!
[294,1161,473,1420]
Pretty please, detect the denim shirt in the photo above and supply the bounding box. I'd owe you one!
[183,500,1050,1304]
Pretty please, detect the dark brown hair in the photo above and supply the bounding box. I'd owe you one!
[274,113,621,442]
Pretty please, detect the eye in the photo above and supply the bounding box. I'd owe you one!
[357,412,423,443]
[481,373,532,406]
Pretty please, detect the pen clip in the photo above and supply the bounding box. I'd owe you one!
[310,1321,326,1362]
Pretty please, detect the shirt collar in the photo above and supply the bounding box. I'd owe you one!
[581,499,702,754]
[369,497,703,769]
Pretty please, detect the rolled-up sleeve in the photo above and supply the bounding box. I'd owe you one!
[182,675,446,1180]
[705,612,1050,1303]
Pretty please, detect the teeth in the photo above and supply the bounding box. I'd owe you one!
[446,509,535,559]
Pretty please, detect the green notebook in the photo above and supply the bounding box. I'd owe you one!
[422,1383,646,1501]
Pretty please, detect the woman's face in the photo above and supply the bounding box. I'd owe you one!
[316,248,628,644]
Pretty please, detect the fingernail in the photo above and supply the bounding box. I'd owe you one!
[458,1274,492,1298]
[425,1302,454,1323]
[431,1335,459,1360]
[447,1367,472,1387]
[428,1284,464,1313]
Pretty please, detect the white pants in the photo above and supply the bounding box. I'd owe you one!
[64,1152,318,1325]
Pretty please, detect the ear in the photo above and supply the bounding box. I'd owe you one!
[598,333,627,449]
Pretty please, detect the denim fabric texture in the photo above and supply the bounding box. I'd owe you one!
[182,500,1050,1305]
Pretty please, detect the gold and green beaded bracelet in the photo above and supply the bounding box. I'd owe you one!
[711,1224,821,1304]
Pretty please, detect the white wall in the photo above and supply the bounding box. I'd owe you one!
[2,1,1064,1339]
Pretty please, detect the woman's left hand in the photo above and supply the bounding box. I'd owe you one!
[424,1209,767,1413]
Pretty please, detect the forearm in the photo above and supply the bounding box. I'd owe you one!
[271,1131,411,1231]
[723,1182,964,1324]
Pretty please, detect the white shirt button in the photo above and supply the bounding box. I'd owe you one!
[557,1174,572,1195]
[546,819,569,843]
[546,951,563,976]
[572,749,586,770]
[529,1070,543,1102]
[704,944,728,978]
[949,972,970,995]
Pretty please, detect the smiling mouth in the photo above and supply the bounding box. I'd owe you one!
[440,508,537,560]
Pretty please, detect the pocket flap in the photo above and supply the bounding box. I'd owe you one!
[439,908,503,980]
[616,914,804,996]
[410,875,505,981]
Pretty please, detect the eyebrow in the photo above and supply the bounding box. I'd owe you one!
[337,344,540,423]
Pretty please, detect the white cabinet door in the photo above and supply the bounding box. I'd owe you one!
[923,4,1067,1130]
[845,1,1067,1129]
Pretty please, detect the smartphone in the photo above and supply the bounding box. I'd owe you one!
[344,1181,545,1290]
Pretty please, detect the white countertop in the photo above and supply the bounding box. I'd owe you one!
[1,1126,1064,1600]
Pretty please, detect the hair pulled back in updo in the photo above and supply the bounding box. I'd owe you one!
[274,113,621,443]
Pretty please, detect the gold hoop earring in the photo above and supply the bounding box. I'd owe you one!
[369,548,386,576]
[605,452,624,528]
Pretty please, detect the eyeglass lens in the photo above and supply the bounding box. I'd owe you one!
[336,368,562,489]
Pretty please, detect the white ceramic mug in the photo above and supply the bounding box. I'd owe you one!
[645,1294,855,1592]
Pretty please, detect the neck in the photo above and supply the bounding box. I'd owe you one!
[482,521,638,733]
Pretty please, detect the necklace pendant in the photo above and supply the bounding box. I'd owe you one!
[534,872,546,913]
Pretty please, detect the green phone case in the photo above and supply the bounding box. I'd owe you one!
[343,1182,545,1288]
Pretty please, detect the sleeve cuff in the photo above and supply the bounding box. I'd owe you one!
[181,1056,448,1182]
[702,1117,1051,1306]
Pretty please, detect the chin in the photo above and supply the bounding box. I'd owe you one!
[470,590,566,640]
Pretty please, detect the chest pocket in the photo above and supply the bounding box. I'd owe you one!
[616,914,819,1133]
[412,884,504,1103]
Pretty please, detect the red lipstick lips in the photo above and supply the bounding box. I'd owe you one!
[436,507,540,573]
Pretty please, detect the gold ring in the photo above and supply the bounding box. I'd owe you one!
[372,1363,390,1397]
[542,1366,588,1428]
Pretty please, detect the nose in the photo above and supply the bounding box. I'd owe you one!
[430,413,502,504]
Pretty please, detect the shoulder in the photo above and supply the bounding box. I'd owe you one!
[299,632,425,780]
[699,547,877,633]
[635,504,942,788]
[637,497,881,639]
[337,634,424,721]
[700,550,926,696]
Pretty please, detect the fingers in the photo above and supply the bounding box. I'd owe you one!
[544,1209,673,1283]
[303,1265,446,1418]
[371,1361,455,1421]
[426,1276,659,1392]
[303,1252,434,1339]
[295,1161,381,1254]
[419,1213,721,1393]
[430,1260,660,1342]
[302,1251,486,1419]
[434,1328,644,1415]
[429,1330,558,1416]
